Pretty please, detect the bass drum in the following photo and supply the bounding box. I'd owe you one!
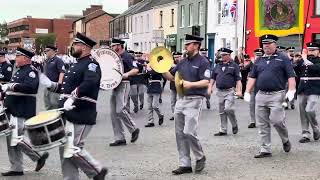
[91,48,123,90]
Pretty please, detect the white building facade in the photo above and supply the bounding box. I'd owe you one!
[207,0,246,58]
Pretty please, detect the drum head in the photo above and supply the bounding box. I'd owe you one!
[91,48,123,90]
[25,111,62,126]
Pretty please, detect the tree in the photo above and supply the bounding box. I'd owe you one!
[0,22,9,38]
[35,33,56,54]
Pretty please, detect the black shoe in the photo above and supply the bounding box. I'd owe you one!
[145,123,155,127]
[159,115,164,125]
[133,107,138,113]
[109,140,127,147]
[299,137,310,143]
[1,171,24,176]
[172,167,192,175]
[131,128,140,143]
[232,126,238,134]
[140,104,144,110]
[291,104,295,110]
[35,152,49,172]
[159,98,162,103]
[314,132,320,141]
[283,140,291,152]
[248,123,256,128]
[206,101,210,109]
[169,117,174,121]
[195,156,206,172]
[254,152,272,158]
[285,106,289,110]
[93,167,108,180]
[214,132,227,136]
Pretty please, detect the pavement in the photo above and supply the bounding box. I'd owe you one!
[0,85,320,180]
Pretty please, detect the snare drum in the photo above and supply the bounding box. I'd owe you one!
[25,111,67,151]
[0,108,10,136]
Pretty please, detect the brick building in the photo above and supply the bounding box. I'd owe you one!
[71,5,118,47]
[7,16,72,54]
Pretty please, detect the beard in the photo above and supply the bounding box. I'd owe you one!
[72,49,82,58]
[186,50,194,57]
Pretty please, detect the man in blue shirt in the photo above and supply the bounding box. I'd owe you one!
[209,48,242,136]
[163,34,210,175]
[244,34,296,158]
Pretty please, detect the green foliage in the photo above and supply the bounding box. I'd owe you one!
[35,33,56,54]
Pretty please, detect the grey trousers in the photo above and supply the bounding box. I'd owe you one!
[44,88,60,110]
[6,116,41,172]
[126,84,145,111]
[111,82,137,141]
[59,124,103,180]
[171,90,177,114]
[216,89,238,133]
[298,94,320,138]
[175,96,205,167]
[147,94,163,123]
[249,90,257,124]
[256,91,289,153]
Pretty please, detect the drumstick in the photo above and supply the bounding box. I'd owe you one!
[113,68,123,76]
[45,106,76,113]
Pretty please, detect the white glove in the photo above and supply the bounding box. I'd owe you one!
[244,92,251,102]
[285,90,296,102]
[71,88,78,98]
[40,73,53,88]
[63,98,75,111]
[1,83,14,92]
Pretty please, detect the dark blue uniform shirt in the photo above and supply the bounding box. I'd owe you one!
[61,55,101,125]
[212,61,241,89]
[130,59,146,85]
[171,53,211,97]
[0,61,13,83]
[249,52,296,92]
[4,64,39,119]
[297,56,320,95]
[120,51,138,77]
[44,55,65,82]
[146,69,162,94]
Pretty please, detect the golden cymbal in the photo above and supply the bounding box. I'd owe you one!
[149,46,174,73]
[175,72,185,96]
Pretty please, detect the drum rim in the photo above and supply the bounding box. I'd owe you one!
[31,137,67,151]
[25,117,63,129]
[25,111,62,127]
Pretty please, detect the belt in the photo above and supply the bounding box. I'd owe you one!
[149,80,161,83]
[300,77,320,80]
[259,90,285,95]
[122,80,130,83]
[6,91,36,97]
[60,94,97,104]
[182,95,204,100]
[217,88,234,92]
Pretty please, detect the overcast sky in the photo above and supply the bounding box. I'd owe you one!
[0,0,128,23]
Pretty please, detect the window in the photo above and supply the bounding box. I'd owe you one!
[217,0,222,24]
[221,38,226,48]
[171,9,174,27]
[180,38,185,52]
[135,17,138,33]
[140,16,143,33]
[198,2,204,25]
[146,14,150,32]
[159,11,163,28]
[313,33,320,42]
[125,17,129,33]
[130,16,133,33]
[316,0,320,16]
[180,5,185,27]
[188,4,193,26]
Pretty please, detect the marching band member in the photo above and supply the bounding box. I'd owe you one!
[137,52,147,110]
[41,45,65,110]
[210,48,242,136]
[296,42,320,143]
[109,38,140,147]
[245,34,295,158]
[169,52,182,121]
[1,47,49,177]
[0,51,13,83]
[144,64,164,127]
[59,32,107,180]
[163,34,209,175]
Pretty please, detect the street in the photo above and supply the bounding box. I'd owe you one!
[0,86,320,180]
